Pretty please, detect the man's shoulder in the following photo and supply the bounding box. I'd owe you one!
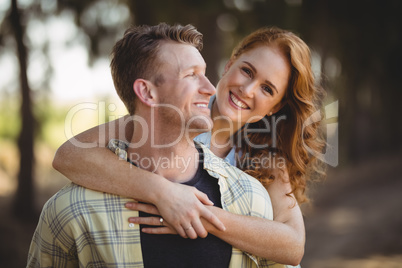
[196,142,253,176]
[197,142,266,190]
[41,183,104,216]
[40,183,134,229]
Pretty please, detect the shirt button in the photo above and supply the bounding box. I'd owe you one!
[129,223,135,228]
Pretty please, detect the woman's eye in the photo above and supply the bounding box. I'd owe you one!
[262,85,273,95]
[241,67,252,77]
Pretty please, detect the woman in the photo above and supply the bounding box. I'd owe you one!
[53,26,325,265]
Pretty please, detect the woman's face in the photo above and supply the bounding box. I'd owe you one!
[215,45,290,124]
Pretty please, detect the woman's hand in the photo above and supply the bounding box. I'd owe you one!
[126,182,225,239]
[126,203,178,235]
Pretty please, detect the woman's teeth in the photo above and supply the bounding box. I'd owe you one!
[230,93,249,109]
[196,104,208,108]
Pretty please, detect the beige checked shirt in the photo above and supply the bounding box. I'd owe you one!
[27,140,297,267]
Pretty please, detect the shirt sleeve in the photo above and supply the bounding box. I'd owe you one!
[244,178,301,268]
[27,201,78,268]
[245,177,274,220]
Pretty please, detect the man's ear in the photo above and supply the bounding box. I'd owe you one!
[133,79,157,107]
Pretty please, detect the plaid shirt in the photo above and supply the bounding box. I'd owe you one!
[27,140,296,268]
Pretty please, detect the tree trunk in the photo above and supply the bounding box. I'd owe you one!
[10,0,36,219]
[197,13,222,86]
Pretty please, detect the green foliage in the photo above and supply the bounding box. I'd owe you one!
[1,0,401,163]
[33,97,70,149]
[0,97,20,141]
[0,95,72,150]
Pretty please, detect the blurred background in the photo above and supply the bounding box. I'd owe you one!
[1,0,401,267]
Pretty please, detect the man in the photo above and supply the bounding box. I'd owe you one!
[27,23,273,267]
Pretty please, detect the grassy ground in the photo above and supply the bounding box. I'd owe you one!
[301,153,402,267]
[1,141,401,267]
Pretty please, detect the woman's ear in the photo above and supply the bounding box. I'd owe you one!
[133,79,157,107]
[269,101,286,116]
[222,60,233,76]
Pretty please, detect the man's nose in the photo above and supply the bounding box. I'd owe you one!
[199,75,216,96]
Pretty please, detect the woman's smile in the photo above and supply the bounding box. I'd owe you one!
[229,91,250,110]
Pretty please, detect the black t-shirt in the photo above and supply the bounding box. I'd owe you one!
[139,147,232,267]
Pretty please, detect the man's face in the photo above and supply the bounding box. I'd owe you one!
[153,42,216,134]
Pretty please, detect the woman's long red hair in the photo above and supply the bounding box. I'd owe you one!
[233,27,326,204]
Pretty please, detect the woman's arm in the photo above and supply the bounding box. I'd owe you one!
[206,176,305,265]
[53,115,225,238]
[131,172,304,265]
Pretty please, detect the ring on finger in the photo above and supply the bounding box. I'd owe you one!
[159,218,164,226]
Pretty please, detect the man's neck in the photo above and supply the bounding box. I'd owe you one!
[127,118,200,183]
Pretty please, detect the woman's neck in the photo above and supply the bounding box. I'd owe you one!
[209,100,243,158]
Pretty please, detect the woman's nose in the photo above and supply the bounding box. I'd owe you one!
[239,82,257,98]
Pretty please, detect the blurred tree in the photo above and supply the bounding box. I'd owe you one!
[3,0,232,219]
[4,0,401,221]
[54,0,229,84]
[9,0,36,219]
[301,0,402,163]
